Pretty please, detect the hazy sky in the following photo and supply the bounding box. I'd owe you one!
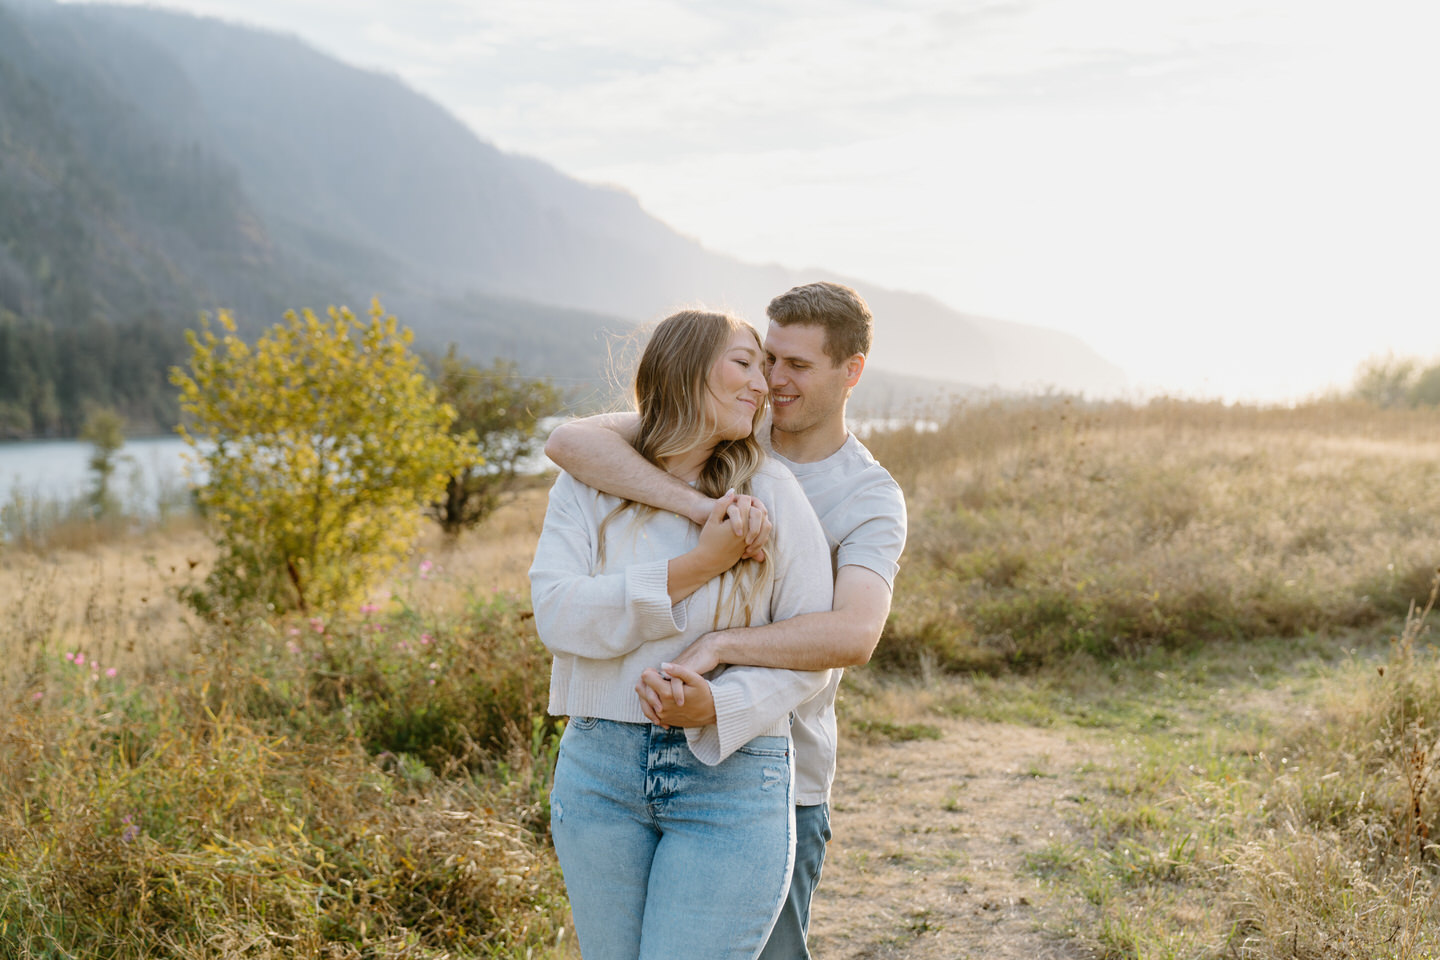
[73,0,1440,400]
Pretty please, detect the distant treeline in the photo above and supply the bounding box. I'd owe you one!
[0,311,186,438]
[1352,355,1440,410]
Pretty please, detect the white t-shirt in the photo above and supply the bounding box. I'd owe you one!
[771,433,908,804]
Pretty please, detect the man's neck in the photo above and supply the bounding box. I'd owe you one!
[769,416,848,464]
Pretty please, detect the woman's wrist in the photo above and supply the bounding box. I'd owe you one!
[667,547,729,602]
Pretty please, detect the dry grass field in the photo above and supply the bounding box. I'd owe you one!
[3,397,1439,957]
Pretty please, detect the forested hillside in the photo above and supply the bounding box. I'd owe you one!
[0,0,632,435]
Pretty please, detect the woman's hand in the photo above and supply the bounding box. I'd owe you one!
[694,491,749,569]
[668,493,748,601]
[635,663,716,727]
[667,491,772,602]
[700,491,772,564]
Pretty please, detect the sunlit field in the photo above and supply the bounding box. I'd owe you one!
[3,397,1439,957]
[869,397,1440,670]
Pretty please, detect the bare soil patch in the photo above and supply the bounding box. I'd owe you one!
[811,716,1106,959]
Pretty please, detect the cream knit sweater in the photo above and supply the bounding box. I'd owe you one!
[529,458,834,765]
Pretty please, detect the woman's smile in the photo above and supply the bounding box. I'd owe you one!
[706,329,768,441]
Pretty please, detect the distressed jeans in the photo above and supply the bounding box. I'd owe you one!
[550,718,796,960]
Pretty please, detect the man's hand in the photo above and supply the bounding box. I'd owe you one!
[635,663,717,727]
[666,634,724,676]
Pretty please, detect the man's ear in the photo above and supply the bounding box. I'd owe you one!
[844,353,866,390]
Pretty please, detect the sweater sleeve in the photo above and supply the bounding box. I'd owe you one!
[529,473,689,659]
[686,467,835,764]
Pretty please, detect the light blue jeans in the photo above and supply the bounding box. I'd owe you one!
[758,802,831,960]
[550,718,796,960]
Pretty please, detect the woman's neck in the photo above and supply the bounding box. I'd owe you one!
[664,443,716,484]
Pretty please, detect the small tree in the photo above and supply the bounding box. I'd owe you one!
[1353,355,1419,409]
[428,347,563,535]
[79,406,126,516]
[1409,362,1440,408]
[171,302,475,614]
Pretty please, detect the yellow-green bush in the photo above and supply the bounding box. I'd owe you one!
[171,302,475,615]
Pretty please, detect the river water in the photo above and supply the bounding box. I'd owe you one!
[0,416,933,511]
[0,436,193,510]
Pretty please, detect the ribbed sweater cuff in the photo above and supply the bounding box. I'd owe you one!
[685,682,750,766]
[625,560,687,637]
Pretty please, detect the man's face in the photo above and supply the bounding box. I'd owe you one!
[763,323,856,439]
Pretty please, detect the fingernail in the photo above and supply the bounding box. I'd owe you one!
[661,662,675,671]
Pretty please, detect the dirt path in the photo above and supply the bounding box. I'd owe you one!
[809,716,1106,959]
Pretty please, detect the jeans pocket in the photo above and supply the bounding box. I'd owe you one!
[734,735,790,759]
[568,715,602,731]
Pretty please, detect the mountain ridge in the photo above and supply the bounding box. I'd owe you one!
[0,0,1123,437]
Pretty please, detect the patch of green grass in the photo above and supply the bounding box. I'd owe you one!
[1025,842,1082,879]
[851,719,944,743]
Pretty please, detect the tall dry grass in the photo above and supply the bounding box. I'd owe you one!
[0,491,571,958]
[859,396,1440,956]
[866,396,1440,670]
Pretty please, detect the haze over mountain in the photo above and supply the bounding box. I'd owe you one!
[0,0,1123,437]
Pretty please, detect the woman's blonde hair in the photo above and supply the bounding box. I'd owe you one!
[602,309,772,626]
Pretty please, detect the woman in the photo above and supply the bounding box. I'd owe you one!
[530,309,834,960]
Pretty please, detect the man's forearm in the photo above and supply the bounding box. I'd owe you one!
[702,610,878,671]
[545,418,711,524]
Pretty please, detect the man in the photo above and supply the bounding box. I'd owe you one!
[544,281,907,959]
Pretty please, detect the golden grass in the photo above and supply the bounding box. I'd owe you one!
[868,397,1440,669]
[0,486,568,958]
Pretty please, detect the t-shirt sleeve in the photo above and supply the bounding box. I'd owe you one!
[834,479,908,591]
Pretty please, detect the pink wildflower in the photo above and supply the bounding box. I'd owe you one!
[74,653,85,666]
[419,559,434,579]
[106,667,118,678]
[310,617,325,634]
[32,691,43,702]
[64,652,75,662]
[360,603,379,615]
[420,633,432,644]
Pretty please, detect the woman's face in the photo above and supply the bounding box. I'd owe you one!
[704,328,768,443]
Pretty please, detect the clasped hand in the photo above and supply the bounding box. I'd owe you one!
[635,662,716,728]
[699,490,771,566]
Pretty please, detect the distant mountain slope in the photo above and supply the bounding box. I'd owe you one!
[0,0,1122,436]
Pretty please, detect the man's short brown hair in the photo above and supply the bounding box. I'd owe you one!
[766,281,872,367]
